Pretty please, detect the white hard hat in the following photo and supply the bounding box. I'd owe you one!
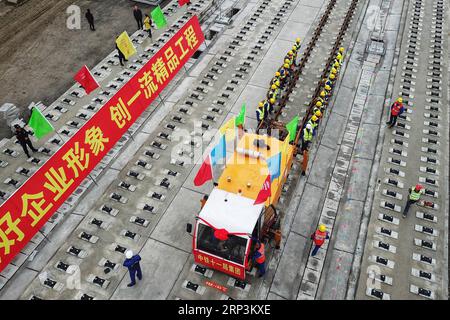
[125,250,133,259]
[306,123,312,130]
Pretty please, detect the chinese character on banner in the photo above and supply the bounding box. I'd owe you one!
[44,167,74,201]
[139,71,159,99]
[21,192,53,227]
[152,58,170,84]
[110,98,131,129]
[85,126,109,156]
[222,263,228,271]
[184,25,199,49]
[63,142,89,178]
[175,37,189,60]
[235,268,241,276]
[197,254,203,262]
[164,47,180,73]
[0,212,24,256]
[229,265,234,274]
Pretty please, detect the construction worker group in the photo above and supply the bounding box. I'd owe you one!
[300,47,345,176]
[256,37,302,123]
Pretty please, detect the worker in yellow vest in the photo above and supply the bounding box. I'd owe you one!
[403,184,425,218]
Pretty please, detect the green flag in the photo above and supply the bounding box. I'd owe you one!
[28,107,54,139]
[285,115,299,142]
[151,6,167,29]
[235,103,246,126]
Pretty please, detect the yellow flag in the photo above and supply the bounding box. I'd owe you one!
[219,117,236,142]
[116,31,137,60]
[282,134,290,155]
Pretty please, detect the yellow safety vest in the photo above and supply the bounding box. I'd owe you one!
[409,188,423,201]
[303,128,313,141]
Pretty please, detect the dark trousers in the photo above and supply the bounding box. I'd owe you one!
[20,140,37,157]
[147,28,152,39]
[311,244,321,256]
[301,140,310,152]
[88,21,95,30]
[118,52,127,66]
[129,263,142,285]
[136,18,143,29]
[255,261,266,277]
[387,113,398,127]
[403,199,418,217]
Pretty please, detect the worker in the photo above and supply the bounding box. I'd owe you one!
[386,97,404,128]
[324,77,334,89]
[294,37,301,51]
[279,63,290,88]
[123,250,142,287]
[301,123,313,176]
[14,124,38,158]
[256,104,265,123]
[286,50,294,66]
[268,98,276,114]
[329,73,336,82]
[292,45,298,61]
[267,84,279,101]
[200,194,208,209]
[339,47,345,54]
[336,53,343,64]
[310,225,329,256]
[402,184,425,218]
[308,115,319,136]
[252,241,266,277]
[331,67,338,76]
[324,85,332,97]
[284,58,292,70]
[314,110,322,120]
[333,61,340,72]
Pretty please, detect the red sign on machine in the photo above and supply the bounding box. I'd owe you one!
[0,16,205,272]
[194,251,246,280]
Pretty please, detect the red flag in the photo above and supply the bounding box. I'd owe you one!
[74,65,99,95]
[254,174,271,205]
[178,0,190,6]
[194,156,213,186]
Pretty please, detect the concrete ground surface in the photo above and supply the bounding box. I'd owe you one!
[0,0,448,300]
[0,0,168,134]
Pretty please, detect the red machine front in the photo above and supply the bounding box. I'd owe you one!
[193,221,251,280]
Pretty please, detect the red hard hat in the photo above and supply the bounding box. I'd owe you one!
[415,184,423,190]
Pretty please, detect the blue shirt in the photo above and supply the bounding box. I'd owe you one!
[123,254,141,271]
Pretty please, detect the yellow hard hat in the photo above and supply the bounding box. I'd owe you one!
[296,37,301,43]
[334,62,340,67]
[325,85,331,91]
[275,71,280,77]
[288,50,293,56]
[285,59,290,64]
[319,224,326,232]
[292,45,297,51]
[271,84,277,90]
[337,53,342,59]
[270,98,276,104]
[316,101,323,107]
[320,91,326,97]
[397,97,403,103]
[275,80,280,87]
[311,115,318,122]
[331,68,337,74]
[330,74,336,80]
[339,47,345,53]
[284,63,290,68]
[315,110,322,117]
[259,101,264,107]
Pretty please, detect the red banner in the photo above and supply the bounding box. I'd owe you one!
[194,250,246,280]
[0,15,205,272]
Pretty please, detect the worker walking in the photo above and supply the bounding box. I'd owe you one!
[85,9,95,31]
[252,241,266,277]
[123,250,142,287]
[386,97,404,128]
[143,14,152,39]
[310,225,329,256]
[402,184,425,218]
[14,124,38,158]
[133,5,144,30]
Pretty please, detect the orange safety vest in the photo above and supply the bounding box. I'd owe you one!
[255,243,266,264]
[314,230,327,246]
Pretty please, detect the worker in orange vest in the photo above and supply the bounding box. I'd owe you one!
[310,224,329,256]
[252,240,266,277]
